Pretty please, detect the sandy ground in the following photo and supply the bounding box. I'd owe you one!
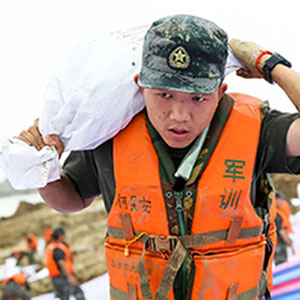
[0,196,108,297]
[0,173,299,298]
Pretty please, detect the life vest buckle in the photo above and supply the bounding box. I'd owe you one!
[147,235,178,254]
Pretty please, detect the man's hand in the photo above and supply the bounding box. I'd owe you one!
[58,260,79,286]
[291,245,296,256]
[17,119,64,157]
[67,274,79,286]
[228,38,271,79]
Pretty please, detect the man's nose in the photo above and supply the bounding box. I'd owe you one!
[169,101,190,122]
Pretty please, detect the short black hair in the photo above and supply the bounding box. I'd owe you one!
[275,191,286,199]
[51,227,66,240]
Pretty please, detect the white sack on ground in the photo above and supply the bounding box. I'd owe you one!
[0,25,244,189]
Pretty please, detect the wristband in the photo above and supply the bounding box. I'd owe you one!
[261,53,292,84]
[255,50,272,74]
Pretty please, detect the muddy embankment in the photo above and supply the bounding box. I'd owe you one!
[0,195,108,297]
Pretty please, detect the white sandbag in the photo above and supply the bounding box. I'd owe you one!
[0,137,60,189]
[39,26,147,151]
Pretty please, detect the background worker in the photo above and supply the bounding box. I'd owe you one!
[44,226,54,245]
[274,191,295,265]
[1,272,31,300]
[23,233,37,265]
[45,228,85,300]
[275,191,293,233]
[17,14,300,300]
[10,248,28,266]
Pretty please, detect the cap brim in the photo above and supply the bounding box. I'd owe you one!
[138,67,221,94]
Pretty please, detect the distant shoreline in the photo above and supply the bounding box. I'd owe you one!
[0,191,43,219]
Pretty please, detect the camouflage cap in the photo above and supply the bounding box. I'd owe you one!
[138,14,228,94]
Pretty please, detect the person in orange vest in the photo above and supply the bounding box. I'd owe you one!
[45,228,85,300]
[17,14,300,300]
[23,233,37,265]
[275,191,293,233]
[274,191,295,265]
[44,226,54,245]
[1,272,31,300]
[10,248,28,266]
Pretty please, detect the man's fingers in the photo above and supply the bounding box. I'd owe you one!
[16,119,64,156]
[18,130,43,150]
[236,68,258,79]
[16,119,45,151]
[44,134,64,158]
[34,118,40,128]
[27,125,45,149]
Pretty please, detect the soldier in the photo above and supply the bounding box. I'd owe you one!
[1,272,31,300]
[18,14,300,300]
[44,226,54,245]
[45,228,85,300]
[10,248,28,266]
[274,191,295,265]
[23,233,37,265]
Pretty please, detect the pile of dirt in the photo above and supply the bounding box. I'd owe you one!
[271,173,300,213]
[0,195,108,297]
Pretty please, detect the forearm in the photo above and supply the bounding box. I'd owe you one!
[58,260,78,285]
[271,64,300,112]
[38,172,94,213]
[279,229,293,247]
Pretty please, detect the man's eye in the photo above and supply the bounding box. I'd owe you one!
[192,96,205,102]
[159,93,172,99]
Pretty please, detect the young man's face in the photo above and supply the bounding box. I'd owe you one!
[140,84,227,148]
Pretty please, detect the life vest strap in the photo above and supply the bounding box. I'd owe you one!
[227,283,239,300]
[120,214,135,241]
[147,235,178,253]
[226,216,244,244]
[137,235,186,300]
[110,285,129,300]
[127,283,138,300]
[237,284,259,300]
[137,242,153,299]
[109,281,259,300]
[107,224,264,250]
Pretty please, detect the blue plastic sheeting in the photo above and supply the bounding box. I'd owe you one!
[272,289,300,300]
[273,263,300,286]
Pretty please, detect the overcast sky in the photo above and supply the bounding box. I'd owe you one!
[0,0,299,180]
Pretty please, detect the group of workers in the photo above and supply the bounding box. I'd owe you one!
[1,227,85,300]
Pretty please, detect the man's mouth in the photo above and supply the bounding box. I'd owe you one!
[169,128,188,134]
[168,128,190,142]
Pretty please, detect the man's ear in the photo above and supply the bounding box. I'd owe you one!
[218,83,228,99]
[134,74,139,85]
[134,74,144,94]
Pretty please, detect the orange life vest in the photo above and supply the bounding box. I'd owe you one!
[277,201,293,233]
[44,229,54,244]
[45,242,74,278]
[2,273,27,287]
[25,233,37,250]
[105,93,275,300]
